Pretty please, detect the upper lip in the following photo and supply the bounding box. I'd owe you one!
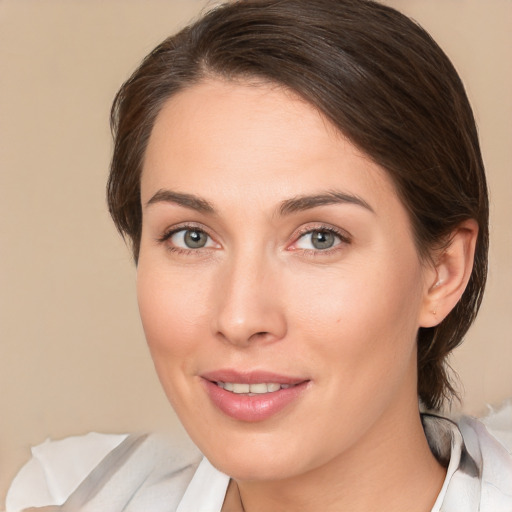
[200,369,309,385]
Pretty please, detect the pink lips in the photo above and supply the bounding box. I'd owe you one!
[201,370,310,422]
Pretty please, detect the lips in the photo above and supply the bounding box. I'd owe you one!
[201,370,310,422]
[217,381,293,394]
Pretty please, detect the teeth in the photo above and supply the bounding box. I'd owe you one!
[233,383,250,393]
[249,383,268,393]
[217,382,293,394]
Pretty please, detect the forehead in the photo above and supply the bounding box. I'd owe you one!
[141,78,400,213]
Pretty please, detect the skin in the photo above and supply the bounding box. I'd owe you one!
[137,79,454,511]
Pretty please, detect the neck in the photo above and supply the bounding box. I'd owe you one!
[232,402,446,512]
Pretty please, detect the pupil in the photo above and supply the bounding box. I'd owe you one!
[312,230,334,249]
[185,230,207,248]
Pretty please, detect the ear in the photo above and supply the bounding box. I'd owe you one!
[419,219,479,328]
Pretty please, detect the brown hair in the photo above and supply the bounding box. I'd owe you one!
[107,0,488,410]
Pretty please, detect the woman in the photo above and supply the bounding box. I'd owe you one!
[8,0,512,510]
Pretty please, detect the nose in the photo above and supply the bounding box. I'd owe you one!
[212,251,287,347]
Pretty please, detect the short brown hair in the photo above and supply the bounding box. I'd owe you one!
[108,0,489,410]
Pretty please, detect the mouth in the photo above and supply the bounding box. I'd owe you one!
[200,370,310,422]
[214,381,297,395]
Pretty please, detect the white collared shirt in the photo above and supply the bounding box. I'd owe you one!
[6,414,512,511]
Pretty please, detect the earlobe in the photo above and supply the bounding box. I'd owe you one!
[420,219,479,328]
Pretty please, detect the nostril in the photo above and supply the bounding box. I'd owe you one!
[248,331,271,342]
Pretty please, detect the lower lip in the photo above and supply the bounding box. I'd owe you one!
[202,379,309,422]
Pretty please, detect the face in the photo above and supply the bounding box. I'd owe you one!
[138,79,434,481]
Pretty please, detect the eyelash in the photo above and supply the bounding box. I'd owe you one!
[290,224,351,256]
[156,223,351,255]
[157,223,217,256]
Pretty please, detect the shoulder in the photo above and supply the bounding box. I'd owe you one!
[6,431,203,512]
[458,415,512,507]
[422,408,512,512]
[6,432,128,511]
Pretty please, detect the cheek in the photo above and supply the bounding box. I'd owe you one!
[136,261,210,364]
[288,256,422,333]
[284,254,424,380]
[136,261,217,419]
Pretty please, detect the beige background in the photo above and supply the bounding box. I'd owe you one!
[0,0,510,504]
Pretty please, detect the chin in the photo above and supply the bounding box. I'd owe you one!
[194,428,319,482]
[211,450,301,482]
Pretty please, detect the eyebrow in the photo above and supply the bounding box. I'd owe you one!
[145,189,216,213]
[278,190,374,216]
[145,188,374,216]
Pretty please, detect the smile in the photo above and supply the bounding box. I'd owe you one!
[215,382,294,395]
[201,371,310,422]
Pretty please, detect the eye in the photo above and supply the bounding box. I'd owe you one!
[167,228,216,250]
[294,228,345,251]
